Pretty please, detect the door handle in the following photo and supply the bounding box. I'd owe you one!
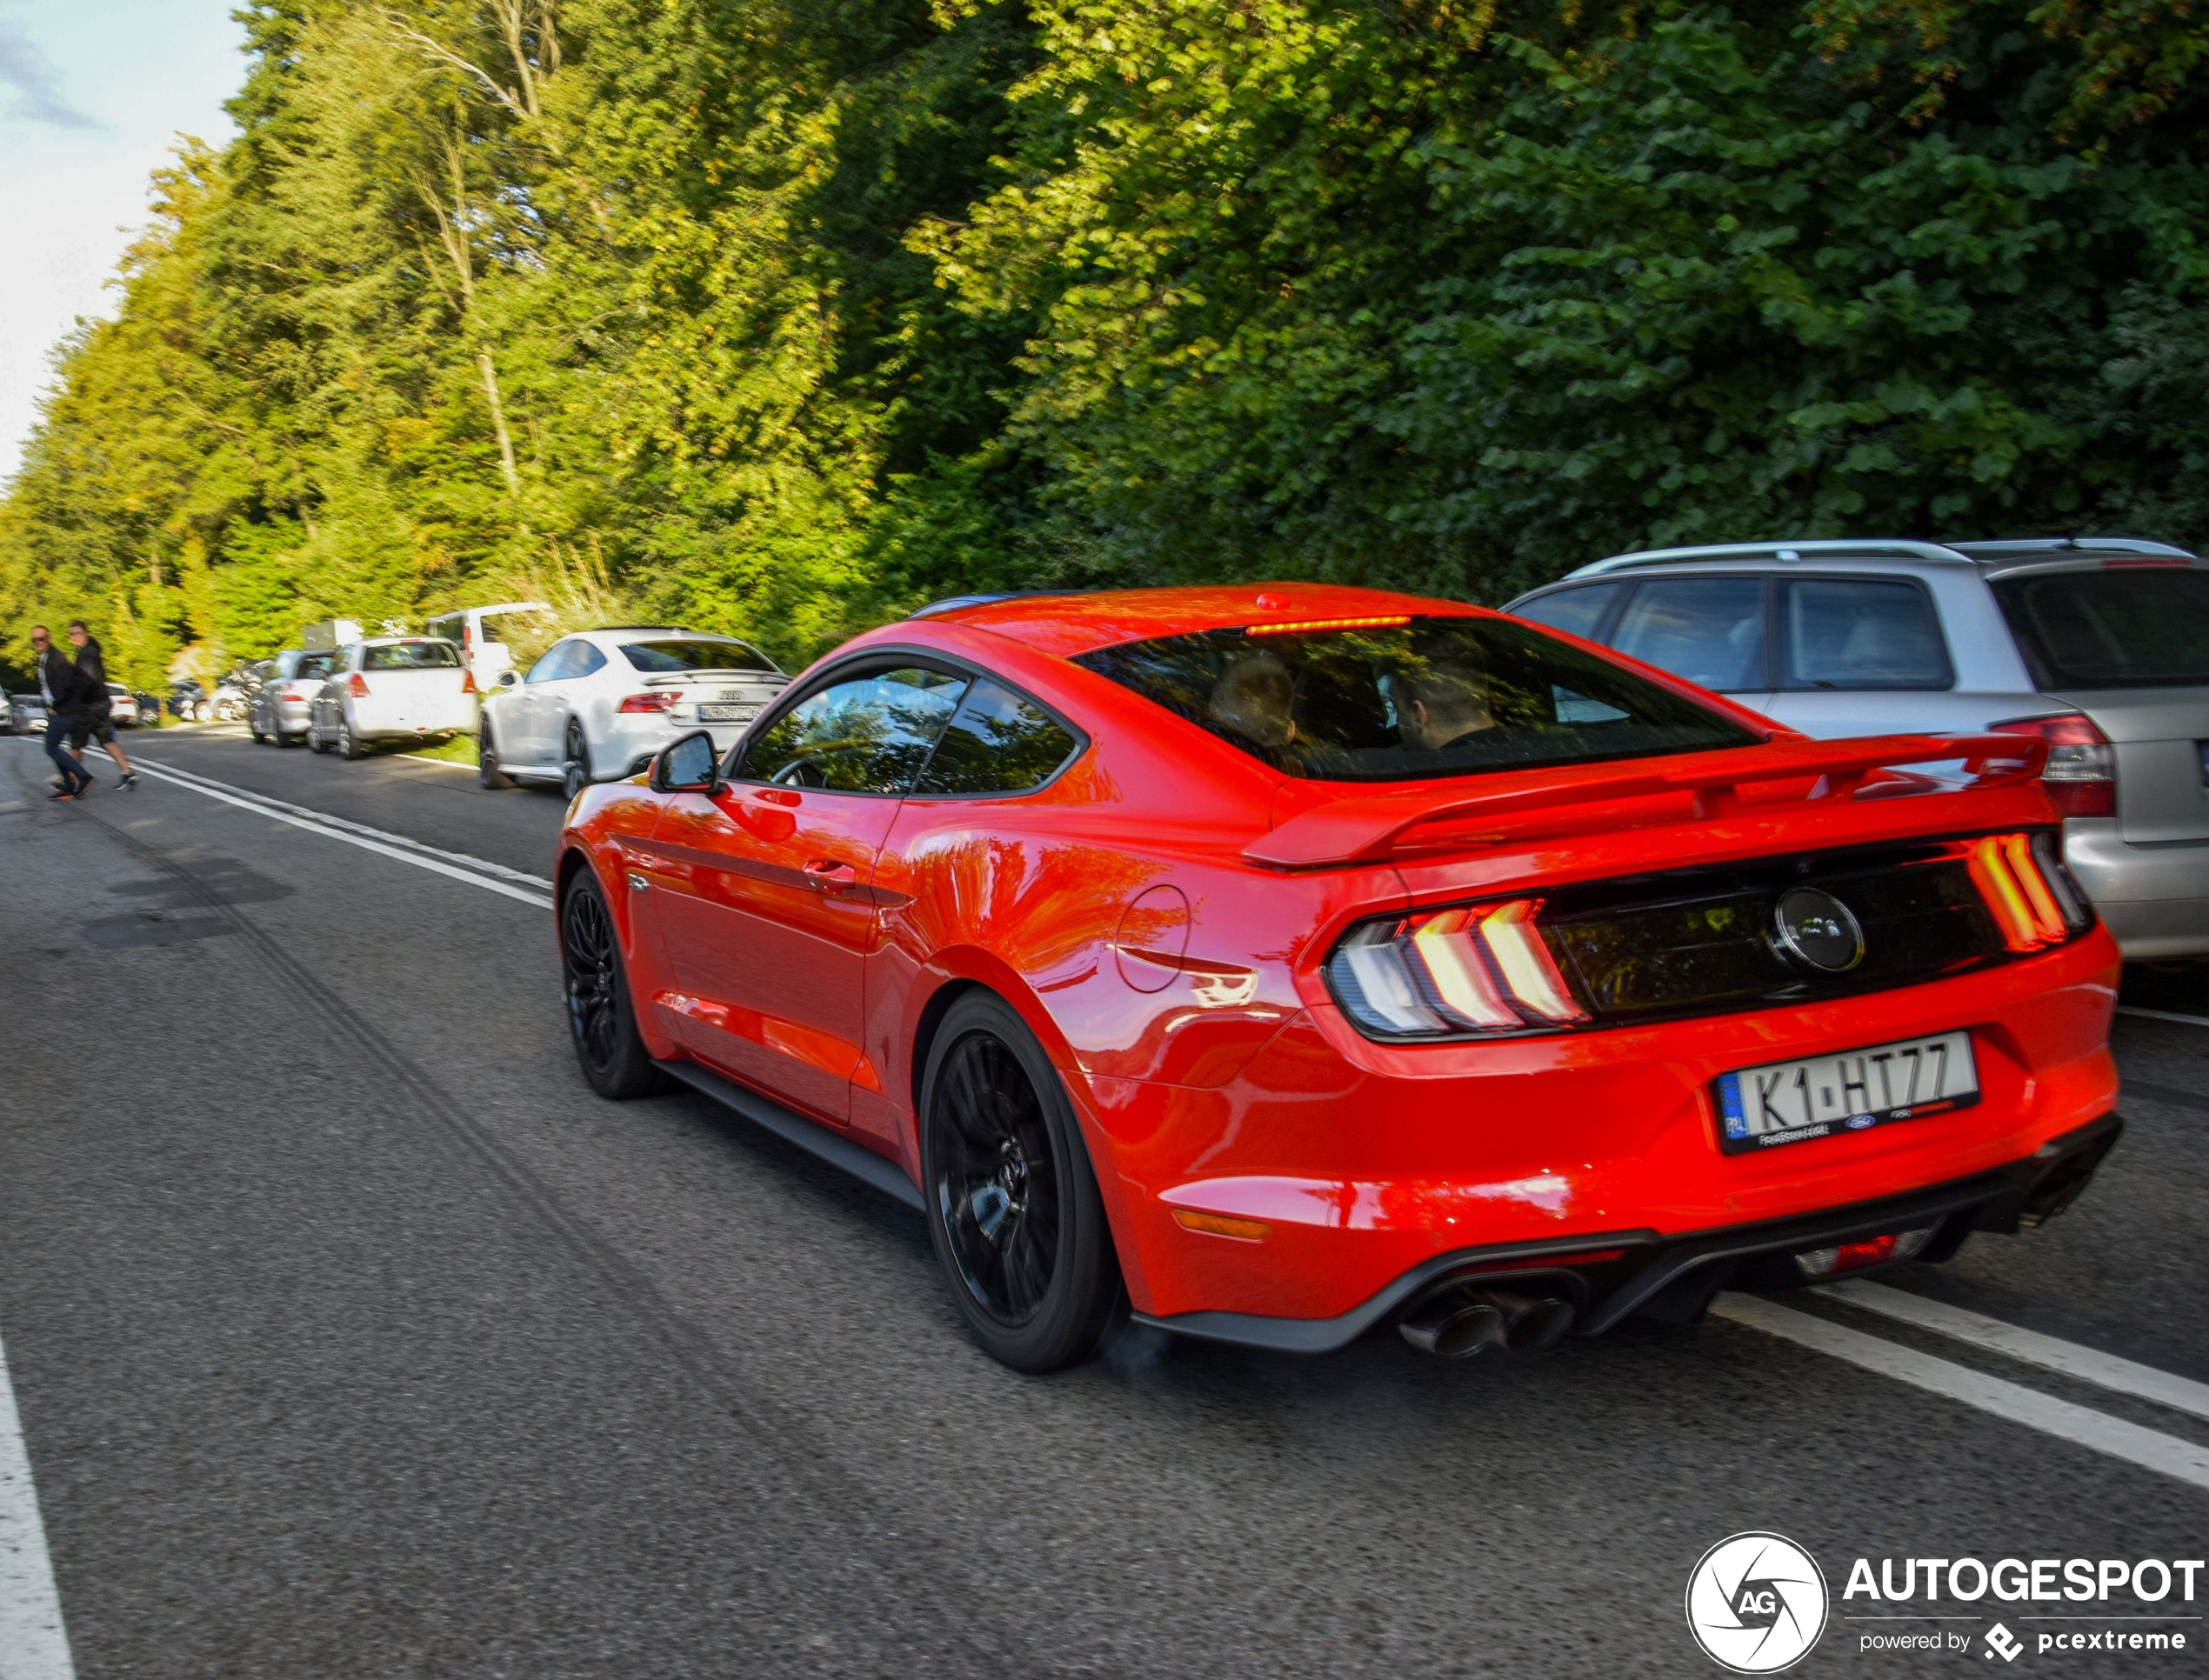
[802,859,859,891]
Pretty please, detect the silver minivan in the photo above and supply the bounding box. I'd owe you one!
[1506,537,2209,960]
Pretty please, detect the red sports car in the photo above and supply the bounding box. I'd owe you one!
[557,585,2121,1371]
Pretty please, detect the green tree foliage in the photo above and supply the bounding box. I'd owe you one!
[7,0,2209,687]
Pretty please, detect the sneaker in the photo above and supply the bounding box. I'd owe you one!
[117,773,138,790]
[70,778,93,799]
[47,788,74,801]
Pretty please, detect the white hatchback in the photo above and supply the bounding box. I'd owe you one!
[477,627,786,797]
[305,637,477,758]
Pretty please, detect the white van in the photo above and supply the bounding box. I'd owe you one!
[424,602,557,695]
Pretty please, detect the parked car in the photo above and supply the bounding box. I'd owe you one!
[477,627,786,799]
[248,649,337,747]
[7,694,46,736]
[103,684,140,728]
[304,637,475,758]
[1506,537,2209,961]
[167,679,208,722]
[554,583,2119,1372]
[424,601,557,695]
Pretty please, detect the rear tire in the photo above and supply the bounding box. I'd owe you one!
[559,872,668,1099]
[478,723,513,790]
[920,991,1120,1373]
[561,722,590,802]
[337,718,364,760]
[307,722,326,753]
[275,728,297,749]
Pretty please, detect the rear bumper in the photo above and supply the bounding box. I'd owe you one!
[1135,1111,2121,1352]
[2063,821,2209,959]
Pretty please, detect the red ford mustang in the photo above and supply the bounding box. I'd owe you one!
[556,585,2121,1370]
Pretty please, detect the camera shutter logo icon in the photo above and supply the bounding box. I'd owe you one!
[1685,1532,1829,1673]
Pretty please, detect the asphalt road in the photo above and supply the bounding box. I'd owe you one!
[3,726,2205,1678]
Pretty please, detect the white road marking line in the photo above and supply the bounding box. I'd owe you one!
[395,753,474,770]
[2117,1005,2209,1029]
[1821,1279,2209,1424]
[1713,1294,2209,1494]
[134,757,554,890]
[0,1323,75,1680]
[129,762,554,910]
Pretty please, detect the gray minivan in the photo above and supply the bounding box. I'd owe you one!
[1506,537,2209,960]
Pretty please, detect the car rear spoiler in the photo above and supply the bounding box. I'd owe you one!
[1243,734,2051,870]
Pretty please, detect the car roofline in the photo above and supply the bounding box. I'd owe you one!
[1568,539,1975,578]
[1946,536,2195,561]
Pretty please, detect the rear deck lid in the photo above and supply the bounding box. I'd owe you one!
[1989,564,2209,843]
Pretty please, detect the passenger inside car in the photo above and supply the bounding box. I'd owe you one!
[1389,660,1497,753]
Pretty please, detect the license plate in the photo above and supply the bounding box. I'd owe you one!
[697,703,756,723]
[1714,1030,1979,1154]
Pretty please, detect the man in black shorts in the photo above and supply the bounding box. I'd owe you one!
[67,620,137,790]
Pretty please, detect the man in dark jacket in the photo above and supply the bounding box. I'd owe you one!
[67,620,135,790]
[30,625,92,798]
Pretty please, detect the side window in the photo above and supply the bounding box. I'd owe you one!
[1610,577,1767,691]
[526,640,577,683]
[1780,577,1952,690]
[913,680,1080,796]
[1512,583,1621,641]
[570,642,607,678]
[737,665,971,794]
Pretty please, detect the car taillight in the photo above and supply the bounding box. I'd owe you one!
[618,691,678,713]
[348,673,370,698]
[460,670,478,696]
[279,690,304,703]
[1795,1226,1935,1280]
[1988,712,2115,817]
[1965,830,2093,951]
[1329,897,1589,1037]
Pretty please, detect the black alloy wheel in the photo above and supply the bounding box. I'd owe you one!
[559,873,666,1098]
[920,990,1120,1372]
[478,723,512,789]
[562,722,591,802]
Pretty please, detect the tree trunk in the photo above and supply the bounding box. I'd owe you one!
[478,347,521,495]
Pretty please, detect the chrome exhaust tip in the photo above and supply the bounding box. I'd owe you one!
[1398,1297,1508,1358]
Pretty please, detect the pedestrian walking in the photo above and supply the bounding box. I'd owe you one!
[66,621,137,790]
[30,624,92,799]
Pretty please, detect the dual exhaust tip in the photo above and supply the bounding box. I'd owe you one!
[1398,1287,1574,1358]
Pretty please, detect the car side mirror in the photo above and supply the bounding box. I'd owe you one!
[652,730,721,793]
[497,670,517,688]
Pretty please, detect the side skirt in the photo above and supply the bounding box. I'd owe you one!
[655,1057,925,1212]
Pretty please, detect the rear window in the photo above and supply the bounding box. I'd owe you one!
[1071,617,1760,783]
[620,639,777,674]
[362,641,461,670]
[1992,569,2209,690]
[1609,577,1766,691]
[1780,577,1951,690]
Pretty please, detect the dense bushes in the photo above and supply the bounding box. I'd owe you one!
[6,1,2208,684]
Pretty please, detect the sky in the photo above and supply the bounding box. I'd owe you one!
[0,0,247,477]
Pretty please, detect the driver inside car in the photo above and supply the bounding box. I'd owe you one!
[1207,651,1299,752]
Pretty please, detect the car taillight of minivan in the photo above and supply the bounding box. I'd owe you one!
[1988,712,2115,817]
[348,672,370,699]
